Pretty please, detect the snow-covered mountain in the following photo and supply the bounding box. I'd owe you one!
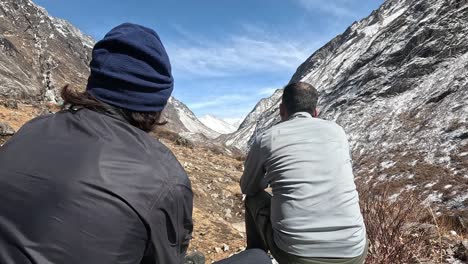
[163,98,220,140]
[0,0,220,141]
[226,0,468,210]
[199,115,237,134]
[223,118,243,130]
[220,89,283,151]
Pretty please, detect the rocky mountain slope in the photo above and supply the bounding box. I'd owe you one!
[221,89,283,151]
[164,97,220,140]
[0,0,92,103]
[200,115,238,134]
[227,0,468,211]
[0,0,219,141]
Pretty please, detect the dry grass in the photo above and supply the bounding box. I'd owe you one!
[358,183,443,264]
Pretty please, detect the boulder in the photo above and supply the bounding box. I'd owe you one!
[0,122,15,136]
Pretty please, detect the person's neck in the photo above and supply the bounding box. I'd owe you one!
[289,112,313,119]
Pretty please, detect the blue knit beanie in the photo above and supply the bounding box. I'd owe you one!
[86,23,173,112]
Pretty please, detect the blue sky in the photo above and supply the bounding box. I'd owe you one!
[35,0,384,121]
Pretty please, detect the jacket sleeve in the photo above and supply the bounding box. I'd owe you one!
[240,135,267,196]
[142,184,193,264]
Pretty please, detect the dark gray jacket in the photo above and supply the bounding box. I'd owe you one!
[0,108,193,264]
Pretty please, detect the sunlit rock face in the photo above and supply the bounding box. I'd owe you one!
[0,0,94,103]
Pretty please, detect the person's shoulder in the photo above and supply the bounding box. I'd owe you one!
[254,123,278,145]
[13,112,61,135]
[316,119,349,139]
[316,118,344,129]
[147,136,191,185]
[25,112,56,125]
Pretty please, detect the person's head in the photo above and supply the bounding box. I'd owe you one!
[280,82,319,121]
[62,23,173,132]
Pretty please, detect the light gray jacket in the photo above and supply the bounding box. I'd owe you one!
[241,112,366,258]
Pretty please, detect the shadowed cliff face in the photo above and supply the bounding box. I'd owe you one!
[227,0,468,210]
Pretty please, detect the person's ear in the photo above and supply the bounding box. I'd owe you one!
[280,103,287,120]
[313,108,320,117]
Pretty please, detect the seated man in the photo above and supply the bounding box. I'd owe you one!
[240,82,368,264]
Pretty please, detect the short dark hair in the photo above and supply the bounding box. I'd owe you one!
[282,82,319,115]
[61,85,166,132]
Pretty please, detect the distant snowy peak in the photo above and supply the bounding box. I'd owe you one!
[223,118,243,129]
[221,89,283,151]
[199,115,237,134]
[165,98,220,140]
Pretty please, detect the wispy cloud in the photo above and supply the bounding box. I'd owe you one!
[295,0,357,17]
[188,85,281,110]
[189,94,250,110]
[166,26,320,78]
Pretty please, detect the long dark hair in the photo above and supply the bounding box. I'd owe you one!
[61,85,166,132]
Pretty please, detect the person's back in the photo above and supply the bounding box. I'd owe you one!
[260,113,365,257]
[0,108,192,264]
[241,82,367,264]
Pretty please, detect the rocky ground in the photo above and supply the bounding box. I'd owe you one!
[162,140,247,263]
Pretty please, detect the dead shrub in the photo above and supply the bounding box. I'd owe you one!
[435,210,468,235]
[358,183,442,263]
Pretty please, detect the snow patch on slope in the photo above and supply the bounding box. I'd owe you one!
[199,115,237,134]
[168,97,220,139]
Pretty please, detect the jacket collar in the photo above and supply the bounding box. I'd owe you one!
[289,112,313,120]
[67,104,130,124]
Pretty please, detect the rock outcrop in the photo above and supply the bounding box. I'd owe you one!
[0,122,14,136]
[0,0,93,103]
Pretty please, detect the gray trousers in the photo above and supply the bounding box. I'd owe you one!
[245,191,368,264]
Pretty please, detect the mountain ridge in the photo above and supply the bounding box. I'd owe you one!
[220,89,283,151]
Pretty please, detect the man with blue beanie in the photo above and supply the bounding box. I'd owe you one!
[0,23,270,264]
